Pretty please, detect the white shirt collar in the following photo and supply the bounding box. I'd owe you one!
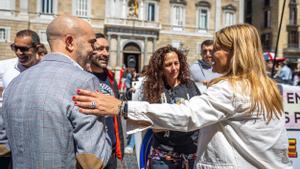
[52,52,83,70]
[15,62,27,72]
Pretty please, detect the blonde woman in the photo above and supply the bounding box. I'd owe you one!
[73,24,292,169]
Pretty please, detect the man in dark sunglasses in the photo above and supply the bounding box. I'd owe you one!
[2,29,44,89]
[0,29,45,169]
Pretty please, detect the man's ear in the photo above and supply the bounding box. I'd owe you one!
[34,44,42,60]
[65,34,74,52]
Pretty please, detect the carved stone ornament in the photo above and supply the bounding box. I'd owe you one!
[195,1,211,8]
[222,4,237,11]
[169,0,187,5]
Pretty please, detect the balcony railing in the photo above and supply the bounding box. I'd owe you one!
[105,17,161,30]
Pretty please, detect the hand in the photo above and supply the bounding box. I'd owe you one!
[128,88,136,93]
[202,80,209,86]
[72,89,122,116]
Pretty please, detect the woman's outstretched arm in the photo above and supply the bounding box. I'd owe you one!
[73,81,236,132]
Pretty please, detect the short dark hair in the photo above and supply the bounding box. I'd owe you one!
[16,29,40,46]
[95,33,106,39]
[201,39,213,49]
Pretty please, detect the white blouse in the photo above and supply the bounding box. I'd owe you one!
[127,80,293,169]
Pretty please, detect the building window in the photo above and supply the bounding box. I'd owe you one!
[264,0,270,8]
[147,3,155,21]
[107,0,123,18]
[0,29,6,41]
[263,10,271,28]
[41,0,53,14]
[245,0,252,24]
[224,10,235,27]
[197,7,209,31]
[222,4,236,27]
[39,30,48,43]
[73,0,90,17]
[246,0,252,15]
[0,0,11,10]
[171,5,185,30]
[0,27,10,42]
[261,33,272,50]
[288,31,299,48]
[289,0,297,25]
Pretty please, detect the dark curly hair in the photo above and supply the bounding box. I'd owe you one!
[143,45,190,103]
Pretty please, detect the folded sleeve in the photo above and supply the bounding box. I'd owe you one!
[68,77,112,169]
[127,81,236,133]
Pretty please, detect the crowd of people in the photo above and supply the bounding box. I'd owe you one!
[0,15,296,169]
[264,53,300,86]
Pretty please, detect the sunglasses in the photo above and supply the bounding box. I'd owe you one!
[10,43,34,53]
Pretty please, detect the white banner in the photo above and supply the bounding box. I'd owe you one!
[282,84,300,168]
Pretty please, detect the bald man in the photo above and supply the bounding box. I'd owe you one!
[2,15,111,169]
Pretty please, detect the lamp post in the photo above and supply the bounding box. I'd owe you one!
[179,43,190,56]
[271,0,287,78]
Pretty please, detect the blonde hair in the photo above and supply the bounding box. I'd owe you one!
[210,24,283,122]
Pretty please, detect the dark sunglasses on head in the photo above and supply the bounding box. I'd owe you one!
[10,43,34,53]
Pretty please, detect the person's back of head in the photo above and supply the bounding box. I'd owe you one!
[212,23,283,122]
[214,24,266,76]
[46,15,96,67]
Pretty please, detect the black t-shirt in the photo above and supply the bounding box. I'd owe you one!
[152,80,201,154]
[93,71,120,98]
[92,71,124,157]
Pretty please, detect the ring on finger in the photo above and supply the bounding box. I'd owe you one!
[90,101,97,109]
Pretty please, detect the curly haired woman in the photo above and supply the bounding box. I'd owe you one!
[131,45,200,168]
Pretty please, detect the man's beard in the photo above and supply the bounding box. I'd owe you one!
[91,57,108,69]
[76,50,92,68]
[75,39,97,67]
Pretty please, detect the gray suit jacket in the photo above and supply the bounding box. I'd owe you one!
[2,53,111,169]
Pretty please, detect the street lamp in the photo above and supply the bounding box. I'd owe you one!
[179,43,190,56]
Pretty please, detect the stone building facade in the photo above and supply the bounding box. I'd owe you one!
[0,0,244,72]
[245,0,300,64]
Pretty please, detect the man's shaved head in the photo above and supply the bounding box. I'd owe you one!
[47,15,91,47]
[46,15,96,67]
